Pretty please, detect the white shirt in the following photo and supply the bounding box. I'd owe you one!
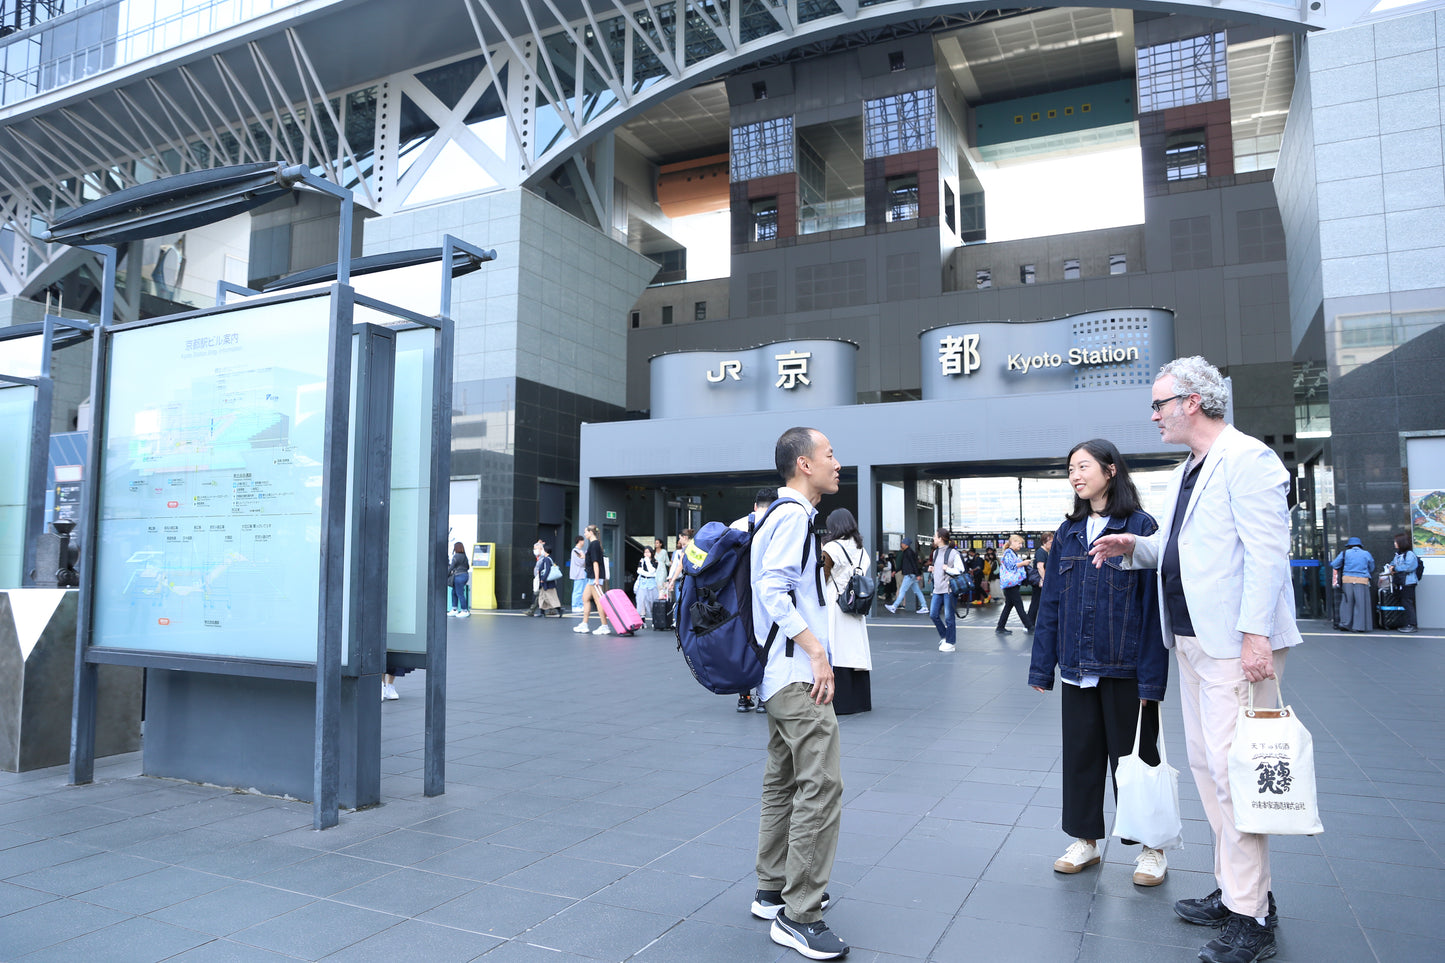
[750,486,829,702]
[1062,515,1111,690]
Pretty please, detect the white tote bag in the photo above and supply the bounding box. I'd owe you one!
[1227,677,1323,836]
[1112,704,1183,851]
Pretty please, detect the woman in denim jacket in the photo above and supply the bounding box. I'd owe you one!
[1029,439,1170,888]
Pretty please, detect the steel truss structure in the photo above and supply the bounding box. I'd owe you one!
[0,0,1312,299]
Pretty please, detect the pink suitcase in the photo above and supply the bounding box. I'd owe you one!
[598,588,644,636]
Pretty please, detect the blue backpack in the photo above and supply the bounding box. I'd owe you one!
[674,500,820,695]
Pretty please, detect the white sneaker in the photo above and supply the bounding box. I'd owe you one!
[455,610,469,618]
[885,604,897,613]
[1133,847,1167,886]
[592,625,611,635]
[1054,839,1101,874]
[381,683,399,701]
[446,611,457,618]
[938,641,956,652]
[915,607,927,615]
[572,621,591,634]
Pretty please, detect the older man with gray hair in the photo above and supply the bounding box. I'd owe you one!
[1089,356,1302,963]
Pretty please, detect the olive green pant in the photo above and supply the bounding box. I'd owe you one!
[757,681,843,923]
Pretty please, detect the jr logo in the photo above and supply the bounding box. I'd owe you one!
[706,360,743,382]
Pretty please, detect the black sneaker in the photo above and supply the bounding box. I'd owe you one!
[750,889,830,920]
[1175,889,1277,928]
[737,695,754,712]
[770,909,848,960]
[1199,912,1277,963]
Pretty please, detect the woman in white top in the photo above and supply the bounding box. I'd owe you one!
[821,508,873,714]
[635,546,660,621]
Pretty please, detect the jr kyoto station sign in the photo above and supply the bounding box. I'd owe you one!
[649,339,858,418]
[920,308,1176,400]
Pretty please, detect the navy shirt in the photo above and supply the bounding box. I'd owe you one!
[1161,457,1205,638]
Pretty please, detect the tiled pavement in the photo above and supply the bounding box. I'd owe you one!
[0,609,1442,962]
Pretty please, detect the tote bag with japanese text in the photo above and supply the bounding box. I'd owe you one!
[1227,677,1323,835]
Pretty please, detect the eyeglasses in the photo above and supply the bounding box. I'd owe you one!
[1150,394,1190,414]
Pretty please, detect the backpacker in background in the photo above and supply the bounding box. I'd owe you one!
[674,500,813,695]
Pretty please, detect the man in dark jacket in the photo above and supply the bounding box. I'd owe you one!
[885,539,927,614]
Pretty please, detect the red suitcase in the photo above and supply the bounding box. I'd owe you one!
[598,588,644,636]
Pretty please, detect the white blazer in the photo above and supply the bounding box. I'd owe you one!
[1126,424,1303,659]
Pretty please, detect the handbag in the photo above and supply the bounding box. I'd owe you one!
[545,562,563,582]
[1112,704,1183,850]
[1227,675,1323,835]
[838,545,876,615]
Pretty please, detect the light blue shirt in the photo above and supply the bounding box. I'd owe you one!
[1331,546,1375,578]
[750,486,829,702]
[1392,551,1420,586]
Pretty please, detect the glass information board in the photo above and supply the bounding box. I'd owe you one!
[91,296,333,661]
[386,327,435,654]
[0,386,35,588]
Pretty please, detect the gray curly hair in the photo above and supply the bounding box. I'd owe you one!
[1158,356,1228,419]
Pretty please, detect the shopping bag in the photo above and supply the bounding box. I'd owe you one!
[1227,677,1323,835]
[1112,703,1183,850]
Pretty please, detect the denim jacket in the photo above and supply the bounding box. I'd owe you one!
[1028,511,1169,701]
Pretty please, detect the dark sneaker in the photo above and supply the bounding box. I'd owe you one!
[1176,890,1277,928]
[770,909,848,960]
[737,695,754,712]
[1199,912,1277,963]
[750,889,830,920]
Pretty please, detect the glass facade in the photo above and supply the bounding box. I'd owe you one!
[1136,32,1228,113]
[730,117,794,180]
[864,88,935,158]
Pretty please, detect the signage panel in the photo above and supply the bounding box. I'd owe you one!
[91,296,333,662]
[920,309,1175,401]
[649,339,858,419]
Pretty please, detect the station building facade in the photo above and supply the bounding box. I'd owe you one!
[0,2,1441,622]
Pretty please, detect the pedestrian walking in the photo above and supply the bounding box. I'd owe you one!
[635,546,660,623]
[929,529,968,653]
[884,538,927,614]
[1026,531,1054,626]
[568,536,588,614]
[995,534,1035,635]
[573,525,610,636]
[446,541,470,618]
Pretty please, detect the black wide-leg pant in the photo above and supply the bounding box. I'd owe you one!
[1060,677,1159,843]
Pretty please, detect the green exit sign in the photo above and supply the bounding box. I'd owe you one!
[606,511,617,520]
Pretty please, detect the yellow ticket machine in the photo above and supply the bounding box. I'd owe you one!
[472,542,497,610]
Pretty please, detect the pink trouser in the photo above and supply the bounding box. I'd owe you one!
[1174,633,1288,919]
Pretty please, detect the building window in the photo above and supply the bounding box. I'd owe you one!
[1020,263,1036,284]
[752,197,779,242]
[1165,130,1208,181]
[747,270,778,316]
[959,191,985,235]
[730,117,794,180]
[864,88,936,158]
[944,183,957,234]
[694,301,707,321]
[1109,253,1127,275]
[752,81,768,101]
[630,311,640,328]
[886,175,919,222]
[1238,208,1286,262]
[975,269,992,290]
[661,305,673,325]
[888,50,906,72]
[1136,32,1228,112]
[1063,258,1080,280]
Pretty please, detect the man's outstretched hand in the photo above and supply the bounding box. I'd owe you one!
[1086,533,1136,568]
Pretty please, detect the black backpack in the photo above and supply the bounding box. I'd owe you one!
[835,543,875,615]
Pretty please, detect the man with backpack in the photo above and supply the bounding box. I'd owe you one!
[749,427,848,961]
[733,487,779,714]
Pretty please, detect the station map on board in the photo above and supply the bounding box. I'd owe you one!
[91,298,333,661]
